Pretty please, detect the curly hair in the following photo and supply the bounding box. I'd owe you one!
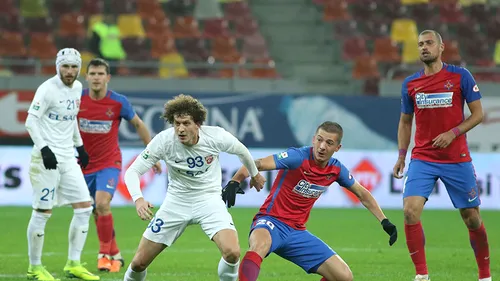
[162,94,207,125]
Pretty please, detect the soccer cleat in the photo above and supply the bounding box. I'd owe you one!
[97,257,111,272]
[479,278,492,281]
[414,274,430,281]
[64,261,100,280]
[109,258,124,273]
[27,265,60,281]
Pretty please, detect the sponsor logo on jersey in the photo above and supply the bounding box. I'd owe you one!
[415,92,453,109]
[473,84,479,92]
[32,102,40,111]
[293,179,327,198]
[48,112,77,121]
[277,151,288,159]
[78,118,112,133]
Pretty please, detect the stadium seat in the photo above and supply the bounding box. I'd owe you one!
[233,18,259,38]
[165,0,195,17]
[248,58,279,79]
[224,1,252,21]
[57,35,86,52]
[485,17,500,42]
[217,56,248,78]
[173,16,202,38]
[110,0,137,14]
[241,33,270,60]
[461,35,491,64]
[0,32,27,57]
[0,0,17,15]
[20,0,49,18]
[409,3,437,23]
[372,37,401,63]
[117,14,146,38]
[439,3,467,23]
[377,0,406,21]
[401,39,420,64]
[144,17,173,39]
[322,0,351,22]
[352,55,380,79]
[401,0,429,4]
[430,0,458,4]
[179,41,212,77]
[341,36,368,61]
[211,36,239,60]
[28,33,59,75]
[159,52,189,78]
[81,0,104,15]
[151,36,177,58]
[137,0,162,19]
[333,20,360,39]
[50,0,77,16]
[122,37,149,60]
[58,13,86,37]
[362,20,389,40]
[467,3,490,22]
[0,13,24,33]
[455,21,480,41]
[441,40,462,64]
[202,18,230,39]
[350,2,377,21]
[390,18,418,43]
[24,17,53,33]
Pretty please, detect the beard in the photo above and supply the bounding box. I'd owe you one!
[420,53,438,64]
[60,74,77,86]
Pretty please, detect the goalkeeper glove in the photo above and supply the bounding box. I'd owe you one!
[40,146,58,170]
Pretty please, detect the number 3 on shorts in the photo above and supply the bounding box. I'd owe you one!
[147,216,164,233]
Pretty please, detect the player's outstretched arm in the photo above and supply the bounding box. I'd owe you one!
[346,181,398,246]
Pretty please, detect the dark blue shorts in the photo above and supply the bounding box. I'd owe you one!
[84,168,120,199]
[403,159,480,209]
[250,216,335,273]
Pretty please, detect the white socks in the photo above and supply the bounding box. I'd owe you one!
[124,264,147,281]
[27,210,51,266]
[218,257,239,281]
[68,207,92,261]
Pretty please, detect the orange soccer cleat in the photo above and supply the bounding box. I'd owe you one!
[97,257,111,272]
[109,258,124,273]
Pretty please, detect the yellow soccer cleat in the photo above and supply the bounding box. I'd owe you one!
[27,265,60,281]
[63,261,100,280]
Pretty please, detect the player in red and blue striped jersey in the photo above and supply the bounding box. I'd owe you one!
[393,30,491,281]
[225,121,398,281]
[78,58,162,273]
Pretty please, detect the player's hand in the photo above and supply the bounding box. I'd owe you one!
[222,180,244,208]
[76,145,89,169]
[250,173,266,192]
[432,131,456,149]
[152,162,162,174]
[40,146,58,170]
[381,218,398,246]
[135,197,154,220]
[392,157,405,179]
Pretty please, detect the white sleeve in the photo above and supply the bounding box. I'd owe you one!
[73,120,83,147]
[124,134,164,202]
[217,129,259,177]
[28,84,51,118]
[25,114,48,149]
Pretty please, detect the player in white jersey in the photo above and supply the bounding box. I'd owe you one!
[24,48,100,281]
[122,94,266,281]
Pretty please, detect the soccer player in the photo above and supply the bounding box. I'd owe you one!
[393,30,490,281]
[24,48,99,281]
[122,94,266,281]
[227,121,398,281]
[78,58,162,273]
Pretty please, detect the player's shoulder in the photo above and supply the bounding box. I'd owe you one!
[326,156,344,169]
[279,146,310,160]
[443,63,473,77]
[38,75,58,90]
[156,127,175,139]
[402,70,424,86]
[200,125,231,139]
[108,90,131,104]
[72,79,83,89]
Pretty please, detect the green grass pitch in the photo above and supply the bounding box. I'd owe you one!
[1,207,498,281]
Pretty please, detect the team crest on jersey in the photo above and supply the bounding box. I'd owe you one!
[75,100,80,108]
[444,80,454,90]
[106,108,114,118]
[205,155,213,164]
[415,92,453,109]
[473,84,479,92]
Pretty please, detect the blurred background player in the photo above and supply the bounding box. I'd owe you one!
[393,30,490,281]
[227,121,398,281]
[24,48,99,281]
[78,58,162,273]
[122,94,266,281]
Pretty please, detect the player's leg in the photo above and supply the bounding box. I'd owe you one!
[195,196,240,281]
[93,168,123,272]
[275,229,351,281]
[440,162,491,281]
[402,160,438,280]
[239,216,289,281]
[58,160,99,280]
[125,198,190,281]
[27,157,60,280]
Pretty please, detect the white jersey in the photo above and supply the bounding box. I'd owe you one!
[127,125,258,201]
[27,75,83,160]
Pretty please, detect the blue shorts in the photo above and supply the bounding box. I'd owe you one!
[250,216,335,273]
[403,159,480,209]
[84,168,120,199]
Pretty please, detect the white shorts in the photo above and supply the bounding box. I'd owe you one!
[29,155,91,209]
[143,194,236,246]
